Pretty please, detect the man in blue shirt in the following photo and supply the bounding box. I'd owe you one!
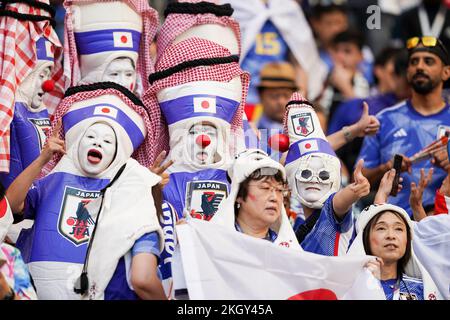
[358,36,450,217]
[328,48,410,174]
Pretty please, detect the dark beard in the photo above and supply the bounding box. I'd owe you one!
[411,74,438,95]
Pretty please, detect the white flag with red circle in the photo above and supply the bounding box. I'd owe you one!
[193,97,217,114]
[94,106,118,119]
[113,31,133,48]
[299,139,318,154]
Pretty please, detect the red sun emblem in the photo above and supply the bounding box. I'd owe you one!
[288,289,338,300]
[120,35,128,43]
[201,100,210,109]
[101,108,110,114]
[305,143,311,149]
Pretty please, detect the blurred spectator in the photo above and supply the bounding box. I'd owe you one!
[223,0,327,111]
[309,2,375,86]
[346,0,420,56]
[395,0,450,54]
[318,30,371,119]
[358,36,450,216]
[328,48,410,174]
[255,62,297,160]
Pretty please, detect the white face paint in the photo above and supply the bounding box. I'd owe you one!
[30,66,52,109]
[295,155,332,204]
[186,123,218,165]
[102,58,137,92]
[78,123,117,176]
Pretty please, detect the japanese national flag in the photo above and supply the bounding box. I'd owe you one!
[113,32,133,48]
[45,40,54,59]
[94,106,118,119]
[193,97,217,113]
[299,139,319,155]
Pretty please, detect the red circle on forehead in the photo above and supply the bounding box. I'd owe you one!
[121,36,128,43]
[101,108,110,113]
[201,101,209,109]
[305,143,311,149]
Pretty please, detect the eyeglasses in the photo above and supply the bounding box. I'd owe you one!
[296,169,331,183]
[406,36,447,52]
[248,184,289,197]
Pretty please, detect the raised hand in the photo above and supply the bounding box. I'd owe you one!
[350,159,371,198]
[431,148,450,171]
[410,168,433,221]
[354,102,380,138]
[149,150,174,188]
[374,169,404,204]
[40,120,66,165]
[439,171,450,197]
[365,257,383,280]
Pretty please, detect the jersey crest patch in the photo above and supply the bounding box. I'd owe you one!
[57,186,101,246]
[185,181,228,221]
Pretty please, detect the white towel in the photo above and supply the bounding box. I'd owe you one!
[82,158,164,300]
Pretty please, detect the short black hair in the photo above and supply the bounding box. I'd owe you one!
[332,30,364,50]
[363,210,412,277]
[394,49,409,77]
[374,47,402,67]
[310,4,348,19]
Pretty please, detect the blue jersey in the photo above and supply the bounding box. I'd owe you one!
[162,169,230,221]
[105,232,160,300]
[380,275,424,300]
[241,20,289,106]
[358,101,450,216]
[0,102,50,188]
[235,222,278,243]
[19,172,109,264]
[300,193,355,256]
[158,201,178,296]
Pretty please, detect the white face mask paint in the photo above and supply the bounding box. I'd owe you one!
[30,66,52,110]
[102,58,137,92]
[186,123,218,165]
[295,155,333,204]
[78,123,117,176]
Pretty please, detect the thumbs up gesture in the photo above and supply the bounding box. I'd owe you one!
[349,159,371,198]
[39,119,66,165]
[354,102,380,138]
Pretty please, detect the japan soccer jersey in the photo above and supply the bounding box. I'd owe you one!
[300,193,355,256]
[358,101,450,216]
[0,102,50,188]
[381,275,424,300]
[241,20,289,106]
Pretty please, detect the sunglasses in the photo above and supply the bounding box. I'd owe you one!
[296,169,331,183]
[406,36,448,54]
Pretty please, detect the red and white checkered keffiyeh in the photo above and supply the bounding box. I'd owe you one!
[142,37,250,161]
[40,87,155,177]
[63,0,159,92]
[156,0,241,62]
[0,0,64,173]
